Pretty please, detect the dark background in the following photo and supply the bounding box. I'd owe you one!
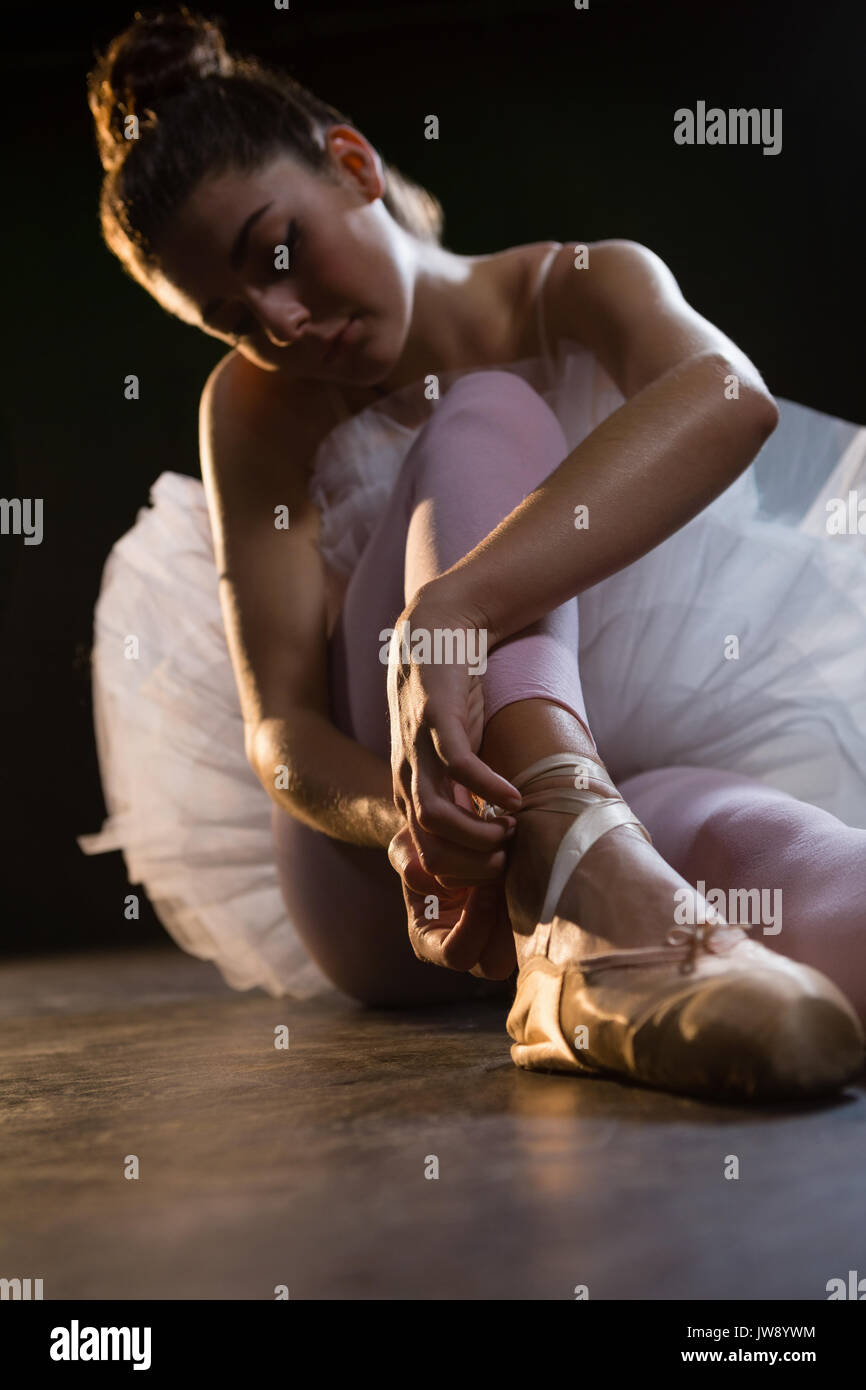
[1,0,862,955]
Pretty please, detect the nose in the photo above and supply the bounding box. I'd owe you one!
[246,286,309,348]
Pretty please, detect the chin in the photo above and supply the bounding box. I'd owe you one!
[327,307,407,386]
[350,359,398,388]
[332,347,395,389]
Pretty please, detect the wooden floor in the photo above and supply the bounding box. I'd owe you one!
[2,945,864,1300]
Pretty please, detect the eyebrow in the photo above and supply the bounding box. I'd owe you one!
[200,200,274,327]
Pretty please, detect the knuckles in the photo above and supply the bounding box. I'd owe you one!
[414,808,447,838]
[415,842,440,876]
[438,938,470,971]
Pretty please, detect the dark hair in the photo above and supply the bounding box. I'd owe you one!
[88,7,444,292]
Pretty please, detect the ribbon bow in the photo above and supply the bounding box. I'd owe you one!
[665,920,749,973]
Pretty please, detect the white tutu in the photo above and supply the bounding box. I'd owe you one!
[78,339,866,996]
[77,472,328,998]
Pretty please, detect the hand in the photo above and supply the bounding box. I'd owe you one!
[387,821,517,979]
[385,583,522,975]
[386,584,523,857]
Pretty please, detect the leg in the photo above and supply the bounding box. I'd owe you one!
[330,370,590,755]
[272,372,863,1096]
[487,721,864,1097]
[394,373,699,962]
[398,374,734,968]
[271,807,490,1006]
[272,372,591,1004]
[285,371,739,991]
[617,765,866,1025]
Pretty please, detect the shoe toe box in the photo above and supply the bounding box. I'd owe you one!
[634,967,865,1101]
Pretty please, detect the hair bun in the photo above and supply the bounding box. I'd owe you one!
[88,8,233,172]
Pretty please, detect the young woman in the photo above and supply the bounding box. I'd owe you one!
[81,9,866,1102]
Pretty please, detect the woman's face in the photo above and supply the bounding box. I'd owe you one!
[153,125,414,385]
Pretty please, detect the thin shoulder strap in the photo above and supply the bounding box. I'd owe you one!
[533,243,562,372]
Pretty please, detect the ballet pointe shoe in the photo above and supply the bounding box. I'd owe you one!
[491,753,864,1102]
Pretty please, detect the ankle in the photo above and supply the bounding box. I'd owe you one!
[479,700,599,787]
[515,769,620,808]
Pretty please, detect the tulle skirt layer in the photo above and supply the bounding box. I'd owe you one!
[78,352,866,996]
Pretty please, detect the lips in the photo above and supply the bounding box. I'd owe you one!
[322,316,354,363]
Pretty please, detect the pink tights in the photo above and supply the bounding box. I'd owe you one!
[271,372,866,1018]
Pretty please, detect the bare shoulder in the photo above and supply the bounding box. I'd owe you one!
[537,239,763,398]
[199,349,336,509]
[503,239,668,360]
[541,239,681,345]
[504,240,566,356]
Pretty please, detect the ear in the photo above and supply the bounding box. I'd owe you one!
[325,124,385,200]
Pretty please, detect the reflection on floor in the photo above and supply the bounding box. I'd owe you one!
[2,945,864,1300]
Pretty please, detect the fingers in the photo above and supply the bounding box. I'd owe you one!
[412,900,515,979]
[401,874,475,969]
[468,888,518,980]
[391,823,504,902]
[410,907,491,974]
[416,830,509,887]
[414,790,514,855]
[408,775,514,884]
[406,877,517,980]
[396,849,480,971]
[428,715,522,811]
[407,747,517,855]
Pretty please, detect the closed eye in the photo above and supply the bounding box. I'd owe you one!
[271,218,299,275]
[226,219,300,341]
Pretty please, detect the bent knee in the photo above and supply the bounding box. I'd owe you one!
[442,369,561,434]
[411,369,567,484]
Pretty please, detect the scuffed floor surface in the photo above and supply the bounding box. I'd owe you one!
[2,945,864,1300]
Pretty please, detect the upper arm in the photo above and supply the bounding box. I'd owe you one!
[199,352,331,748]
[544,239,777,411]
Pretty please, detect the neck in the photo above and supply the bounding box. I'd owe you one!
[369,234,516,397]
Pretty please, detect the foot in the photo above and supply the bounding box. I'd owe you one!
[502,753,865,1100]
[505,764,711,968]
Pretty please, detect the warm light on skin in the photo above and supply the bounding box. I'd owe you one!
[151,124,499,395]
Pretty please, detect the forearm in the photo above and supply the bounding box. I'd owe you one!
[249,710,403,849]
[425,351,779,646]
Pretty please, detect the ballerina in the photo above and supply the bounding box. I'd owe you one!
[81,9,866,1102]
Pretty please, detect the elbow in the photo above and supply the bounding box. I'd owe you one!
[244,720,266,782]
[733,385,781,479]
[699,351,779,448]
[750,387,780,441]
[245,712,312,796]
[246,719,291,804]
